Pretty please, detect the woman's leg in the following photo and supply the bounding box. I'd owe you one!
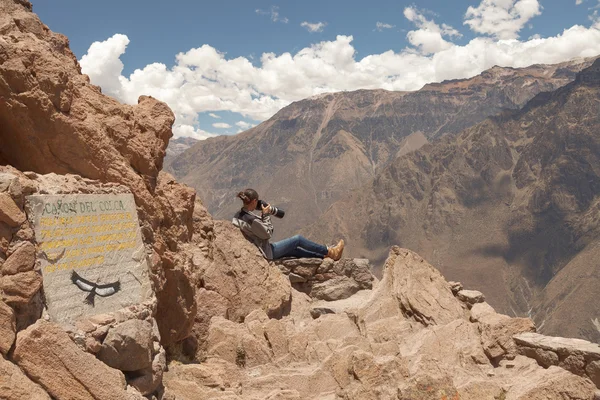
[271,235,328,259]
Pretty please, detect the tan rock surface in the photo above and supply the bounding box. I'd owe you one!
[165,247,598,400]
[0,299,15,355]
[0,355,51,400]
[12,320,130,400]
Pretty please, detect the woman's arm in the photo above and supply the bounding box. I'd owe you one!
[232,211,273,240]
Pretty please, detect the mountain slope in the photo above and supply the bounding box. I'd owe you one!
[303,59,600,342]
[166,59,594,239]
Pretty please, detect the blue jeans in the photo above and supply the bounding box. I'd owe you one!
[271,235,328,260]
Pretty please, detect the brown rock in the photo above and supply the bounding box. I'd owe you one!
[13,320,130,400]
[2,241,35,275]
[0,270,42,306]
[97,319,153,371]
[0,222,11,254]
[0,355,51,400]
[586,360,600,388]
[310,276,361,301]
[127,348,166,395]
[457,289,485,305]
[0,193,25,228]
[560,353,587,376]
[203,221,291,322]
[519,346,559,368]
[0,299,16,355]
[477,312,535,361]
[379,247,464,326]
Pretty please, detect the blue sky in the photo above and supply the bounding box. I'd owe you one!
[31,0,600,139]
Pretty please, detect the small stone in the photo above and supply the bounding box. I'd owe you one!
[310,307,336,319]
[457,289,485,305]
[0,271,43,306]
[97,319,153,371]
[2,241,36,275]
[288,272,306,283]
[0,193,26,227]
[448,281,463,294]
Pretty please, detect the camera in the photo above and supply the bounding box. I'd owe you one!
[257,199,285,218]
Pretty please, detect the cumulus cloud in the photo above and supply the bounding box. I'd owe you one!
[576,0,583,4]
[236,121,255,129]
[212,122,232,129]
[404,7,462,54]
[376,22,395,31]
[256,6,288,23]
[81,12,600,139]
[208,113,221,119]
[464,0,542,39]
[301,21,327,33]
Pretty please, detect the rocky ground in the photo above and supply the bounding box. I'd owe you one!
[1,1,600,399]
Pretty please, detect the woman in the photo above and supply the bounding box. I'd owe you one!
[232,188,344,260]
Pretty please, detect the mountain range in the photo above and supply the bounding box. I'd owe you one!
[303,59,600,343]
[166,58,595,240]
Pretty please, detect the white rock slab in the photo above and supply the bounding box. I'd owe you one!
[26,194,152,324]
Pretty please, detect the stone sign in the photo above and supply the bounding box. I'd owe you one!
[26,193,152,323]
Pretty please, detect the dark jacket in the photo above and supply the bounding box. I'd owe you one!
[232,209,274,259]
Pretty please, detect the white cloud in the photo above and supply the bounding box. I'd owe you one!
[235,121,255,129]
[173,124,217,141]
[464,0,542,40]
[81,21,600,139]
[376,22,395,31]
[301,21,327,33]
[256,6,288,23]
[208,113,221,119]
[576,0,583,4]
[212,122,232,129]
[404,7,462,55]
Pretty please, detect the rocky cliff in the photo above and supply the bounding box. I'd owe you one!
[2,1,600,399]
[304,58,600,344]
[166,58,594,240]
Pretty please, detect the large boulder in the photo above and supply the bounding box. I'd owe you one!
[12,320,131,400]
[362,246,465,326]
[197,221,292,322]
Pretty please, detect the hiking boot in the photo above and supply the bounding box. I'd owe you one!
[327,239,344,261]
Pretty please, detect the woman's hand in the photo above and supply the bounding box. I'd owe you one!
[261,203,272,215]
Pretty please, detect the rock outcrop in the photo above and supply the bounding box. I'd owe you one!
[0,0,196,347]
[163,247,600,399]
[273,257,375,301]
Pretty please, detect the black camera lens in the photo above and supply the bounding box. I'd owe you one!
[257,199,285,218]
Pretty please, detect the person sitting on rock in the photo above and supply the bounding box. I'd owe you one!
[232,188,344,260]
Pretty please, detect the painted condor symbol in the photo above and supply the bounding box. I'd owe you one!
[70,271,121,306]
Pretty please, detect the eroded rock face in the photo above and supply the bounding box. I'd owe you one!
[0,0,196,346]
